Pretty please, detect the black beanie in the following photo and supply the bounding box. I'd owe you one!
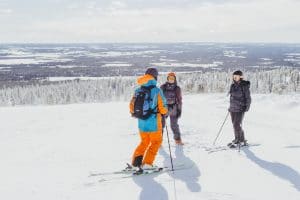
[233,70,243,76]
[145,68,158,79]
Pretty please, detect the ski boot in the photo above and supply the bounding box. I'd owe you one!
[175,139,184,145]
[240,140,248,147]
[227,139,239,148]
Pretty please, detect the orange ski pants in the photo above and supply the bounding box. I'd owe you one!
[132,130,162,165]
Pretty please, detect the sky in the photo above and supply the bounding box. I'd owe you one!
[0,0,300,43]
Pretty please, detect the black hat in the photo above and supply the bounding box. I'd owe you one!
[233,70,243,76]
[145,68,158,79]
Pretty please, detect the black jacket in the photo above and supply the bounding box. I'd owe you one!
[229,80,251,113]
[160,82,182,106]
[160,82,182,117]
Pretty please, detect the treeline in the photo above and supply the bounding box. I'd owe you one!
[0,68,299,106]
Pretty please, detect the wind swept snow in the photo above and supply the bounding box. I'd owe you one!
[0,94,299,200]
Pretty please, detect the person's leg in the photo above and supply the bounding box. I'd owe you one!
[230,112,239,142]
[143,131,162,165]
[142,131,162,165]
[161,115,166,135]
[237,112,245,142]
[170,116,181,140]
[132,132,150,167]
[232,112,245,142]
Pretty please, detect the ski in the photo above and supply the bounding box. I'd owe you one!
[97,164,188,183]
[87,163,191,184]
[130,167,164,176]
[89,163,168,177]
[204,143,260,154]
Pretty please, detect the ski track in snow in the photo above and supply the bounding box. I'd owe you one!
[0,94,299,200]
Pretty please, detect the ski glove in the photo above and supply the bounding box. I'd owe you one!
[177,109,182,118]
[244,105,250,112]
[163,113,169,119]
[176,104,182,118]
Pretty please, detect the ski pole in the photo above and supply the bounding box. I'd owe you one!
[213,111,230,145]
[165,123,174,171]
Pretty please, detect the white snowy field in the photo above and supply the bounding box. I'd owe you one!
[0,94,299,200]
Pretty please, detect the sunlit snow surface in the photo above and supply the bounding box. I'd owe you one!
[0,93,299,200]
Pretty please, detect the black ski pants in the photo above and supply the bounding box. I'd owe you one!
[230,112,245,142]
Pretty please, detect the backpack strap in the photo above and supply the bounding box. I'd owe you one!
[141,85,155,100]
[141,85,158,114]
[141,85,156,91]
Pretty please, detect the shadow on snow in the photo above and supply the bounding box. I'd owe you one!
[243,148,300,192]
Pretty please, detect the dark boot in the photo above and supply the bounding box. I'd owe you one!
[228,142,238,148]
[175,139,184,145]
[241,140,248,147]
[232,139,239,144]
[132,155,143,167]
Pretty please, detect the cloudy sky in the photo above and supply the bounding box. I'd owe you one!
[0,0,300,43]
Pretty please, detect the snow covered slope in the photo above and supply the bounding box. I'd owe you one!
[0,94,299,200]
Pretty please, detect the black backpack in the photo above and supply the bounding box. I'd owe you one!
[133,85,156,120]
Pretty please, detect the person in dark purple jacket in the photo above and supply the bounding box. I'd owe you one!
[161,72,183,145]
[228,70,252,148]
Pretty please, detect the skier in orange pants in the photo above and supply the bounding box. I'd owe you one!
[130,68,168,170]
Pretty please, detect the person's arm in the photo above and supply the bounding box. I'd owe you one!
[176,86,182,105]
[129,94,136,115]
[176,87,182,117]
[228,84,233,96]
[244,84,251,112]
[160,84,165,94]
[157,90,168,115]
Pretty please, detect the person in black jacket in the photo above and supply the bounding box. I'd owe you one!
[228,70,251,148]
[161,72,183,145]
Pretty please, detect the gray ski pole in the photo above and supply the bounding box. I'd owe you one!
[213,111,230,145]
[165,123,174,171]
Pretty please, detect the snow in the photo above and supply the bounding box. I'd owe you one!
[0,48,31,57]
[48,65,81,69]
[284,58,300,64]
[284,53,300,64]
[259,61,274,65]
[0,58,50,65]
[47,77,105,81]
[47,76,135,82]
[87,50,164,57]
[0,48,72,65]
[223,50,247,58]
[0,94,299,200]
[0,66,11,69]
[285,53,300,56]
[151,61,223,68]
[0,58,72,65]
[48,62,133,68]
[113,44,159,50]
[159,58,178,62]
[259,58,274,64]
[284,58,300,62]
[102,63,133,67]
[260,58,272,61]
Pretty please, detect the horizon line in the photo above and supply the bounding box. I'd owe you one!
[1,41,300,45]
